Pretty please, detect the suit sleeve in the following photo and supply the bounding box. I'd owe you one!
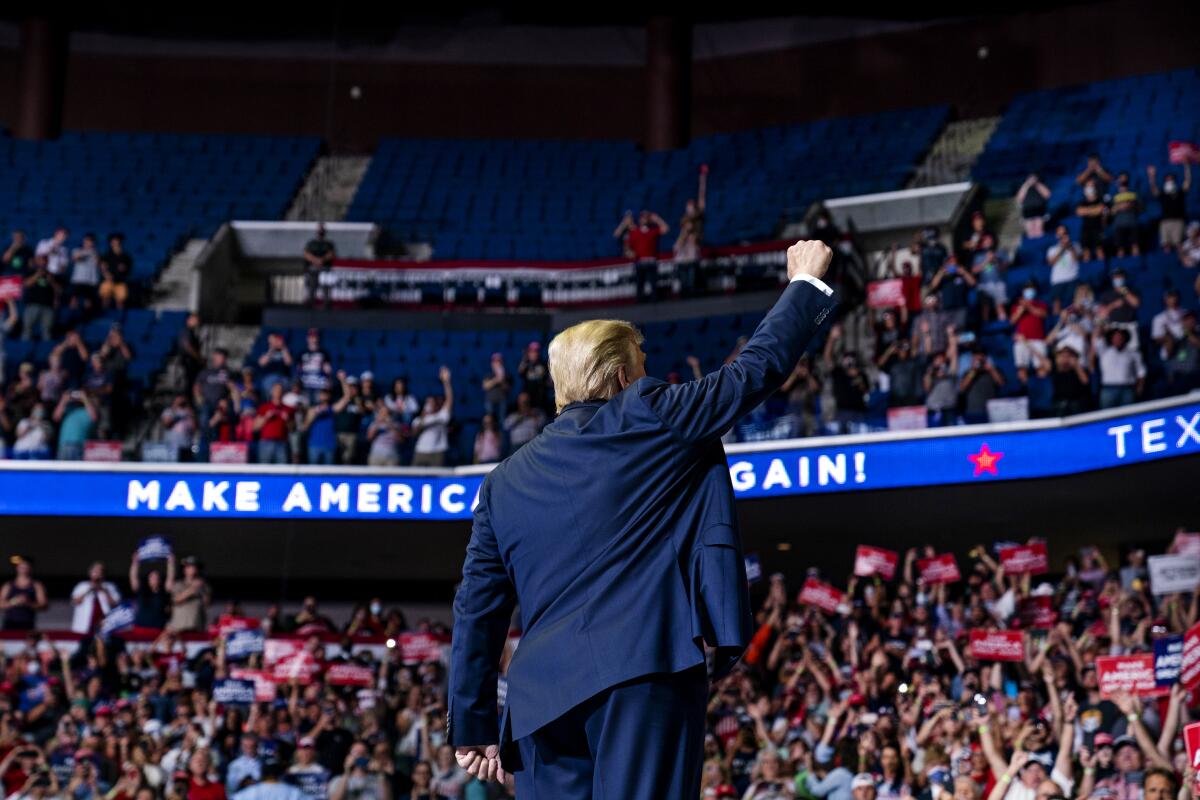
[448,480,516,747]
[641,278,836,444]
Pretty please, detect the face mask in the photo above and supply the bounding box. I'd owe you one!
[369,603,381,616]
[26,661,40,676]
[1164,180,1177,193]
[1023,288,1036,300]
[1084,186,1097,200]
[1112,278,1125,289]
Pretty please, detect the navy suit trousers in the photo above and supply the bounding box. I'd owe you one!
[513,666,708,799]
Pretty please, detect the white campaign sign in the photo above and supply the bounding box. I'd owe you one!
[1149,554,1200,595]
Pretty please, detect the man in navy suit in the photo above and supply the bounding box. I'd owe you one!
[448,241,835,797]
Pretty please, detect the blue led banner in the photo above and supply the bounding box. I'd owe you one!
[0,397,1196,520]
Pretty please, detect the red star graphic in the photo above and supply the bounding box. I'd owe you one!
[968,443,1004,476]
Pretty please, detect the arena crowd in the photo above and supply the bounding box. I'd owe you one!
[2,532,1199,800]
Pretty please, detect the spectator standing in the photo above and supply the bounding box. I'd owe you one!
[168,556,209,633]
[12,401,52,459]
[0,556,48,631]
[303,224,336,307]
[1147,162,1191,250]
[2,230,34,274]
[98,233,133,309]
[53,329,88,389]
[911,295,952,357]
[1076,153,1113,189]
[1092,327,1145,409]
[53,389,97,460]
[1048,345,1091,416]
[0,299,16,380]
[68,233,101,315]
[1162,311,1200,393]
[925,255,976,332]
[20,256,57,342]
[161,394,198,457]
[257,333,294,396]
[780,356,822,437]
[1096,270,1141,345]
[301,389,337,465]
[473,414,502,464]
[298,329,334,402]
[411,367,453,467]
[1015,174,1052,239]
[83,353,114,437]
[503,391,546,453]
[959,349,1005,424]
[285,739,329,800]
[960,212,994,261]
[924,335,960,427]
[1046,225,1081,311]
[1010,282,1049,381]
[254,382,294,464]
[1075,180,1107,262]
[674,165,708,295]
[69,562,120,635]
[7,362,39,419]
[824,332,869,433]
[876,340,925,408]
[35,227,70,279]
[99,325,134,436]
[1109,172,1141,257]
[1151,289,1185,357]
[480,353,511,420]
[366,406,401,467]
[194,349,234,433]
[332,374,365,465]
[614,210,669,302]
[517,341,551,412]
[205,396,237,444]
[385,378,420,425]
[1180,220,1200,266]
[178,313,205,392]
[129,551,172,630]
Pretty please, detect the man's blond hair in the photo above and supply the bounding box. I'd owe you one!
[548,320,643,413]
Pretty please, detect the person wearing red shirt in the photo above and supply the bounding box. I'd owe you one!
[185,750,226,800]
[253,382,293,464]
[614,209,669,302]
[1010,281,1049,380]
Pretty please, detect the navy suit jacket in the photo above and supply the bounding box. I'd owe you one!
[447,278,836,758]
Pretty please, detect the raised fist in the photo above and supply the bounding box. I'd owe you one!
[786,240,832,282]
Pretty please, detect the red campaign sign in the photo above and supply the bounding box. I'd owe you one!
[0,276,22,302]
[1000,543,1049,576]
[215,615,260,637]
[854,546,899,580]
[1182,621,1200,691]
[1017,596,1058,629]
[325,662,375,687]
[83,440,123,462]
[886,406,928,431]
[1169,141,1199,165]
[1096,654,1168,698]
[264,638,303,667]
[798,578,845,614]
[269,651,321,685]
[230,668,278,702]
[867,279,906,308]
[398,632,445,664]
[969,629,1025,661]
[1185,722,1200,772]
[209,442,249,464]
[918,554,961,585]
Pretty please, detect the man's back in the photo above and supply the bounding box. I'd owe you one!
[485,383,739,740]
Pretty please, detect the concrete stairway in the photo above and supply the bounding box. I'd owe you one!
[286,155,371,222]
[150,238,208,311]
[909,117,1000,188]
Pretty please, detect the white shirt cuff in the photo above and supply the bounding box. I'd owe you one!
[789,273,834,296]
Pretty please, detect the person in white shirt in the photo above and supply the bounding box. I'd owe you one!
[1045,226,1080,303]
[35,227,70,277]
[1093,327,1145,409]
[70,562,121,634]
[411,366,453,467]
[69,233,101,311]
[1151,289,1186,358]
